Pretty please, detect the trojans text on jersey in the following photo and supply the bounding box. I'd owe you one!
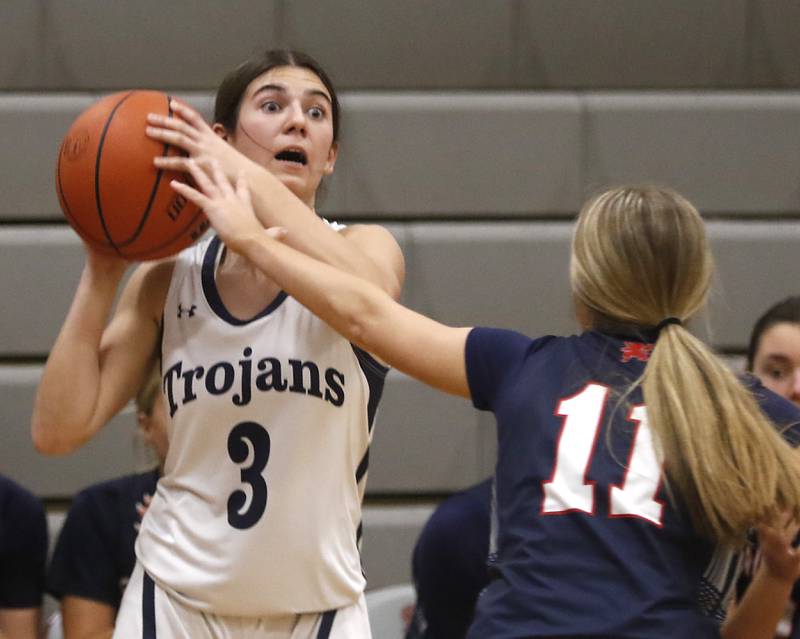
[163,346,346,417]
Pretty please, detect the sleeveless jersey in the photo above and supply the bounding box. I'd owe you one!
[464,327,800,638]
[136,234,387,617]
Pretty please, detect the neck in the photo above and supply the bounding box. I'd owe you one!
[590,313,660,342]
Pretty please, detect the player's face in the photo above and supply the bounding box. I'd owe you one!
[226,66,337,209]
[752,321,800,406]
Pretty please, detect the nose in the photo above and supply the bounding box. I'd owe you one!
[284,101,307,135]
[791,370,800,404]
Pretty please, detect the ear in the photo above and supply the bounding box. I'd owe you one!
[323,142,339,175]
[212,123,230,141]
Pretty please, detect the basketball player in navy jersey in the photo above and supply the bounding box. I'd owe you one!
[0,475,47,639]
[32,50,404,638]
[174,172,800,638]
[737,296,800,638]
[405,478,492,639]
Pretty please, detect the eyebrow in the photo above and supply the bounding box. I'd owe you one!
[761,354,792,365]
[251,83,332,105]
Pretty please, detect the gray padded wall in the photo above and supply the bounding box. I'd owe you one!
[518,0,748,88]
[361,506,434,590]
[282,1,517,89]
[0,2,279,90]
[583,94,800,214]
[6,93,800,221]
[328,94,582,216]
[0,366,142,497]
[3,222,798,357]
[5,1,800,90]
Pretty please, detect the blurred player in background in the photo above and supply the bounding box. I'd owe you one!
[0,474,47,639]
[748,296,800,408]
[736,296,800,639]
[405,479,491,639]
[32,49,403,638]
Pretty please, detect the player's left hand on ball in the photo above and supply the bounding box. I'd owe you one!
[170,159,286,254]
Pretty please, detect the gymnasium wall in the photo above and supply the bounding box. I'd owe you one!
[2,0,800,591]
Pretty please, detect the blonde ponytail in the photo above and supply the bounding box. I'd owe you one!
[645,325,800,545]
[572,186,800,546]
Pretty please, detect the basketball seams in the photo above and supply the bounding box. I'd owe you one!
[94,91,135,256]
[113,93,173,249]
[57,136,107,246]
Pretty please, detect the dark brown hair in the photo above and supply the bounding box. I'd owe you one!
[747,296,800,370]
[214,49,340,142]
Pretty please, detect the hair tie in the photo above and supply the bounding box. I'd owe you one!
[655,317,682,333]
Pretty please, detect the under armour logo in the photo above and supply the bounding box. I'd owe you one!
[620,341,653,363]
[178,303,197,318]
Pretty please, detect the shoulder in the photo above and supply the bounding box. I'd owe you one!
[467,327,557,365]
[741,373,800,444]
[339,223,402,259]
[427,479,492,535]
[340,223,405,299]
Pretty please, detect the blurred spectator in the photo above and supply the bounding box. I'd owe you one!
[0,474,47,639]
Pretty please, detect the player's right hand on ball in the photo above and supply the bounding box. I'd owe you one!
[83,243,129,279]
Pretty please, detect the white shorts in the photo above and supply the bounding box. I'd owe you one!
[113,562,372,639]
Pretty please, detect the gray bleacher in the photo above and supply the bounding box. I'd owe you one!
[2,1,800,591]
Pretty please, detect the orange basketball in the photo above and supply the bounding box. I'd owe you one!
[56,90,208,260]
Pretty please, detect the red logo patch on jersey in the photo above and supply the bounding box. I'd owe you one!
[621,341,653,363]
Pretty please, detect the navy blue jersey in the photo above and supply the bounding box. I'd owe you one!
[47,469,159,608]
[0,474,47,608]
[407,479,492,639]
[465,328,800,639]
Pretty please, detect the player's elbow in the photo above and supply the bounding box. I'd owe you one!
[335,291,390,356]
[31,415,87,456]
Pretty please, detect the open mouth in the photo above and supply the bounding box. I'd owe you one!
[275,149,307,166]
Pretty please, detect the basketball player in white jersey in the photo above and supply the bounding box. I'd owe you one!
[32,50,404,638]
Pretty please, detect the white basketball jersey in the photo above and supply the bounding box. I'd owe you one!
[136,234,387,617]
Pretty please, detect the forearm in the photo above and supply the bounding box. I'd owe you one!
[721,567,794,639]
[244,164,397,294]
[32,264,123,454]
[239,230,384,349]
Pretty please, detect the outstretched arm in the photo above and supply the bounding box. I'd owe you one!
[146,101,404,299]
[171,161,471,398]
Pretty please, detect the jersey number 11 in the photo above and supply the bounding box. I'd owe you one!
[542,383,664,526]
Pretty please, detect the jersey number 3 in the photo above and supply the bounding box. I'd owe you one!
[542,383,664,526]
[227,421,270,530]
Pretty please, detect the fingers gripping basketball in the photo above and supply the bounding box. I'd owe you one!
[56,90,209,260]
